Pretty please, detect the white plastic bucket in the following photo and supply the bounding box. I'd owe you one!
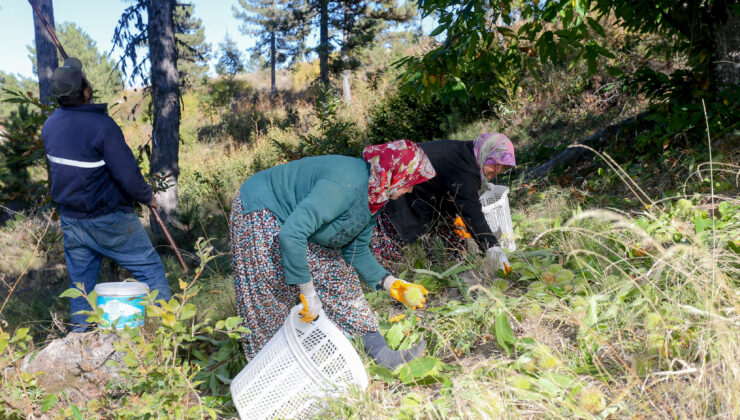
[94,282,148,329]
[230,305,368,420]
[479,183,516,252]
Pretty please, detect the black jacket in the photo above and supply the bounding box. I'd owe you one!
[41,104,153,218]
[385,140,498,250]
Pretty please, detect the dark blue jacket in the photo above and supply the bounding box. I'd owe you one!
[41,104,153,219]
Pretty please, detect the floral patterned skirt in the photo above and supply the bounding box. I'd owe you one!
[230,193,379,360]
[371,209,469,269]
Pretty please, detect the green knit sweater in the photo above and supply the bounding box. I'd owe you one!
[238,155,390,289]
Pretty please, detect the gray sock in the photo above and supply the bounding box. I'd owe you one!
[362,331,426,370]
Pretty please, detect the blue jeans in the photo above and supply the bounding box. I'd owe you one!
[60,211,172,332]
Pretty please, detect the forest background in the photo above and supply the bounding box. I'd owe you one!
[0,0,738,418]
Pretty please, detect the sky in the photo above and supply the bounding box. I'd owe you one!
[0,0,255,80]
[0,1,436,83]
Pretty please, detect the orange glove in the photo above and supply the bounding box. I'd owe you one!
[453,216,472,239]
[383,276,429,310]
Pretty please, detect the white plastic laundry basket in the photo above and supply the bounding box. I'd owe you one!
[230,305,368,420]
[479,183,516,252]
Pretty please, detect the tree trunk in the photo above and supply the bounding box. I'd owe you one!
[270,31,277,98]
[341,67,351,104]
[148,0,181,226]
[32,0,58,105]
[713,8,740,88]
[318,0,329,85]
[528,112,649,178]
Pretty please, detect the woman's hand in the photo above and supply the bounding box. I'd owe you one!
[486,246,511,274]
[383,275,429,309]
[298,282,322,323]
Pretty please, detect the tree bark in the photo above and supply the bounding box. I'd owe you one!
[148,0,181,226]
[32,0,58,105]
[270,31,277,98]
[341,67,352,103]
[713,7,740,88]
[318,0,329,85]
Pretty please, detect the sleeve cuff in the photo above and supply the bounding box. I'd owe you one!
[376,275,392,291]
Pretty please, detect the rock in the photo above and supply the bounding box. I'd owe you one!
[20,330,126,404]
[459,270,484,287]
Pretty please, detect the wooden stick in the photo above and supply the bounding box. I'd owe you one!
[149,205,189,273]
[28,0,69,59]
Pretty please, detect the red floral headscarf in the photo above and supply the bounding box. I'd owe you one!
[362,139,436,214]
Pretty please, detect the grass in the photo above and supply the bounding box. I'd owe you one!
[1,132,737,418]
[318,184,739,419]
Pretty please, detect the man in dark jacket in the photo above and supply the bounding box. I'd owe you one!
[42,58,172,332]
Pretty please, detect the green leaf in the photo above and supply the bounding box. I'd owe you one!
[695,214,709,236]
[412,268,444,279]
[59,288,83,299]
[385,323,405,349]
[41,394,58,413]
[586,17,606,37]
[576,0,589,15]
[123,352,138,368]
[441,262,469,278]
[225,316,243,330]
[146,305,163,317]
[495,309,516,354]
[71,405,83,420]
[215,372,233,384]
[583,297,599,328]
[429,25,446,37]
[191,349,209,363]
[396,356,445,384]
[400,392,424,410]
[496,27,515,37]
[214,341,233,362]
[728,240,740,254]
[179,303,197,320]
[542,371,575,388]
[0,332,9,353]
[12,327,29,342]
[368,365,396,383]
[585,45,598,74]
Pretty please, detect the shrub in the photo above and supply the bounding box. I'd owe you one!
[366,87,449,144]
[221,106,271,144]
[273,85,364,160]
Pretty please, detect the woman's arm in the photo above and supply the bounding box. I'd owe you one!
[340,218,391,290]
[453,179,500,250]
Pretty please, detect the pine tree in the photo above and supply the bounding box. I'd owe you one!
[175,3,211,87]
[295,0,414,95]
[27,22,124,104]
[332,0,414,102]
[233,0,307,97]
[113,0,209,86]
[215,34,245,77]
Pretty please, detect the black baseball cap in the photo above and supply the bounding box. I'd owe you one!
[51,57,83,97]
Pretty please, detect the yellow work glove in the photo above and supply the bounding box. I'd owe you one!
[383,275,429,310]
[298,282,322,323]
